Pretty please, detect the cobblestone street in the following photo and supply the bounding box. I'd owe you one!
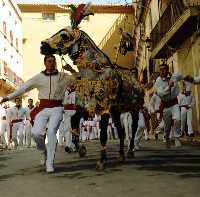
[0,140,200,197]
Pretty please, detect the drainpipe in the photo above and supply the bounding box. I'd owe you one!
[191,44,200,133]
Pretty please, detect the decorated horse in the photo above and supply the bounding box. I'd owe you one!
[40,3,144,169]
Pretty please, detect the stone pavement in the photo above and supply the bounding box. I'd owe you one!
[0,140,200,197]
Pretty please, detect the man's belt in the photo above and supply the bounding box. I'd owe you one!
[161,98,178,109]
[39,99,63,108]
[11,119,23,124]
[64,104,76,110]
[30,99,62,124]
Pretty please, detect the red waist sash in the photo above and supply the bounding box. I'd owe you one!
[30,99,62,124]
[11,119,23,123]
[64,104,76,110]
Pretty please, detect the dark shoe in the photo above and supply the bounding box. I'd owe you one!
[189,133,194,137]
[180,132,184,138]
[100,149,107,162]
[155,134,158,141]
[118,152,125,163]
[166,138,171,149]
[78,144,87,157]
[96,160,106,171]
[127,150,135,158]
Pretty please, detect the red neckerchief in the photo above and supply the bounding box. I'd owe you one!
[41,69,58,76]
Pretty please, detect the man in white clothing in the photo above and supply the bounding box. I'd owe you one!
[63,86,76,152]
[7,97,29,148]
[0,54,75,173]
[149,93,165,140]
[120,111,132,149]
[178,83,194,137]
[24,98,35,147]
[0,116,9,147]
[154,63,188,148]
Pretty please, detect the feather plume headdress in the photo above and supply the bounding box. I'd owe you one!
[68,3,94,29]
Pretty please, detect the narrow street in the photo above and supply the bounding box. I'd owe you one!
[0,140,200,197]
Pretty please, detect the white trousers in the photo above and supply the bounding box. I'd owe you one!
[24,120,32,146]
[163,104,181,139]
[0,121,9,145]
[107,125,113,140]
[12,122,24,146]
[81,129,88,141]
[58,120,65,146]
[181,108,193,135]
[120,112,132,148]
[32,107,63,166]
[134,112,146,146]
[155,119,164,134]
[63,110,76,147]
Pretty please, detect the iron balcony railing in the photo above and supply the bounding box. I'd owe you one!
[150,0,200,50]
[98,14,126,49]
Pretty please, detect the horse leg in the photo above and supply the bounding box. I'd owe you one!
[110,112,125,162]
[127,109,139,158]
[96,112,109,170]
[71,108,87,157]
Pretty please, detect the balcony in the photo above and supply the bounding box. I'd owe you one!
[150,0,200,59]
[98,14,135,67]
[0,61,24,95]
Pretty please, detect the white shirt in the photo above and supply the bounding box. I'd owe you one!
[0,106,6,119]
[194,76,200,84]
[7,106,28,122]
[178,93,194,108]
[154,73,184,102]
[0,120,9,135]
[24,106,34,120]
[7,71,75,101]
[63,89,76,105]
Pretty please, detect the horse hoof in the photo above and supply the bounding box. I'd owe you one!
[118,154,125,163]
[96,161,106,171]
[78,145,87,157]
[65,146,73,153]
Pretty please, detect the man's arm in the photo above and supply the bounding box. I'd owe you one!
[173,73,185,81]
[62,64,78,74]
[154,80,170,98]
[0,74,39,104]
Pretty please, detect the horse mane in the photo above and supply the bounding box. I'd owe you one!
[79,30,114,68]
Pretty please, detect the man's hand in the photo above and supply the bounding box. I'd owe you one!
[0,97,9,105]
[63,63,77,73]
[184,75,194,83]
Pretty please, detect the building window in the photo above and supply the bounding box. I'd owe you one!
[3,21,6,36]
[10,30,13,45]
[42,13,55,21]
[16,38,18,50]
[3,61,8,77]
[2,0,5,7]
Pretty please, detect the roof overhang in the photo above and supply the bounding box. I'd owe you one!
[17,4,134,14]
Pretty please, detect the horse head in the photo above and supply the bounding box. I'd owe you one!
[40,26,81,56]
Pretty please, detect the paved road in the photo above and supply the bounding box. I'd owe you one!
[0,140,200,197]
